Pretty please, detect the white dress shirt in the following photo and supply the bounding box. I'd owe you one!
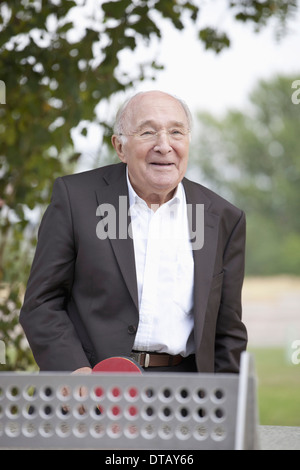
[127,170,195,357]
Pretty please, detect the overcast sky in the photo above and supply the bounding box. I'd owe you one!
[129,4,300,116]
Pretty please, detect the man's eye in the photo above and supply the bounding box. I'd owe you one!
[171,129,183,135]
[141,130,155,136]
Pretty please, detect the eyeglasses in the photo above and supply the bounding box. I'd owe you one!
[118,128,191,142]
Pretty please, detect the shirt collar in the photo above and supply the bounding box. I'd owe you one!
[126,166,184,210]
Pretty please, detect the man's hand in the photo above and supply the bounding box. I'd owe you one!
[59,367,92,416]
[71,367,92,375]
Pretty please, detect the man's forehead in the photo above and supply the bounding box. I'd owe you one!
[135,119,188,131]
[133,92,184,110]
[128,93,188,126]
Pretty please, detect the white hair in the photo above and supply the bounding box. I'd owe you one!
[113,91,193,141]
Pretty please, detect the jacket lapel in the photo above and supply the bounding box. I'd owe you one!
[95,164,139,312]
[182,178,220,348]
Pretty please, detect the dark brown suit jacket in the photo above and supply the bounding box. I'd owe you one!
[20,163,247,372]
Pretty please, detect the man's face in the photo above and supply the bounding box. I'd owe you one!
[112,91,190,205]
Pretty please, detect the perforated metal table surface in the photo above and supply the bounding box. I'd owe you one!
[0,353,258,450]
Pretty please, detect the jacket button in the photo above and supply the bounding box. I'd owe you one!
[128,325,137,335]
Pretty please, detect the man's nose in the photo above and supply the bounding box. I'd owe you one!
[153,131,172,154]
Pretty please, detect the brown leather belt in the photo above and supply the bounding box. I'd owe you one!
[130,351,183,368]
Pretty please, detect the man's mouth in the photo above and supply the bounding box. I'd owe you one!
[150,162,174,166]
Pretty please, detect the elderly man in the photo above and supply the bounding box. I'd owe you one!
[20,91,247,374]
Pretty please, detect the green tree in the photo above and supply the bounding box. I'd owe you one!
[190,75,300,275]
[0,0,297,370]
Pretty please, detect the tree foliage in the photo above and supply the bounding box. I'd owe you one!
[0,0,298,370]
[191,75,300,275]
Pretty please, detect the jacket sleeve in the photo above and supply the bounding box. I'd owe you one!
[214,210,248,373]
[20,177,91,371]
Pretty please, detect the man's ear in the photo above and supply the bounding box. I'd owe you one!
[111,135,126,163]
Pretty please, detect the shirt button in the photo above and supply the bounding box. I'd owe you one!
[128,325,137,335]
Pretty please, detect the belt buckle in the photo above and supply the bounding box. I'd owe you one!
[130,352,150,368]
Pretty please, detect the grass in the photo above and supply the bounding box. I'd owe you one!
[249,348,300,427]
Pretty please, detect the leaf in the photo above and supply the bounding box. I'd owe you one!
[102,0,132,19]
[155,0,184,30]
[130,15,161,40]
[199,27,231,53]
[57,21,74,34]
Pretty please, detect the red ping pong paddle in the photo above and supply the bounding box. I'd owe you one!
[92,356,143,374]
